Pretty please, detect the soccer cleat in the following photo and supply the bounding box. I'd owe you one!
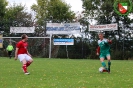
[22,68,30,74]
[105,68,110,73]
[103,68,109,72]
[25,72,30,75]
[103,69,108,72]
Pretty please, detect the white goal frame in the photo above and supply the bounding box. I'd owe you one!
[3,36,52,58]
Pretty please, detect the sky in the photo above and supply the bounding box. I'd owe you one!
[7,0,83,12]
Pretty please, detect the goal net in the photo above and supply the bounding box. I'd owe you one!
[2,37,51,58]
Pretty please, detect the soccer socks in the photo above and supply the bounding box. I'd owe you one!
[101,61,111,73]
[108,61,111,66]
[22,61,32,74]
[108,61,111,72]
[22,64,27,73]
[26,61,31,67]
[102,61,110,72]
[101,62,106,68]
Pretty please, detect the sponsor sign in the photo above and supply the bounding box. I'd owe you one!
[46,23,80,34]
[53,39,74,45]
[10,27,35,33]
[0,35,3,48]
[89,23,118,31]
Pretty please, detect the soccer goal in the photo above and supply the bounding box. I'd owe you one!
[3,36,52,58]
[0,27,52,58]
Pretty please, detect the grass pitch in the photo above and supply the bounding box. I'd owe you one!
[0,57,133,88]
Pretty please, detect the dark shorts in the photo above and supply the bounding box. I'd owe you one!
[8,51,12,56]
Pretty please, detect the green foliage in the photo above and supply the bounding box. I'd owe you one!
[1,58,133,88]
[0,3,33,36]
[0,0,8,19]
[4,4,32,27]
[47,0,75,22]
[81,0,133,60]
[111,50,123,60]
[31,0,75,24]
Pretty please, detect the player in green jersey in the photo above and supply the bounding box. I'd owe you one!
[96,33,112,73]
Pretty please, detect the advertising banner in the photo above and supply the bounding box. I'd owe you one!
[47,23,80,34]
[53,39,74,45]
[89,23,118,31]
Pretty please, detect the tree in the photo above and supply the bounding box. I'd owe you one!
[31,0,76,58]
[31,0,75,24]
[0,0,8,20]
[81,0,133,60]
[5,4,33,27]
[1,3,33,36]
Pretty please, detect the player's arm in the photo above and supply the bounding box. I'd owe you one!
[27,51,32,57]
[15,48,19,60]
[108,39,112,44]
[96,46,100,55]
[104,39,112,44]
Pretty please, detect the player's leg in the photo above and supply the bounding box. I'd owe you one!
[100,58,106,68]
[100,54,108,72]
[106,54,111,73]
[100,54,107,68]
[21,59,27,72]
[25,54,33,67]
[10,51,12,58]
[8,51,11,59]
[18,54,29,75]
[9,51,12,59]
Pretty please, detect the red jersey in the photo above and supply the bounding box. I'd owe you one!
[16,40,28,55]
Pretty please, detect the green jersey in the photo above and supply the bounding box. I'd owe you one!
[98,39,110,54]
[6,45,14,51]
